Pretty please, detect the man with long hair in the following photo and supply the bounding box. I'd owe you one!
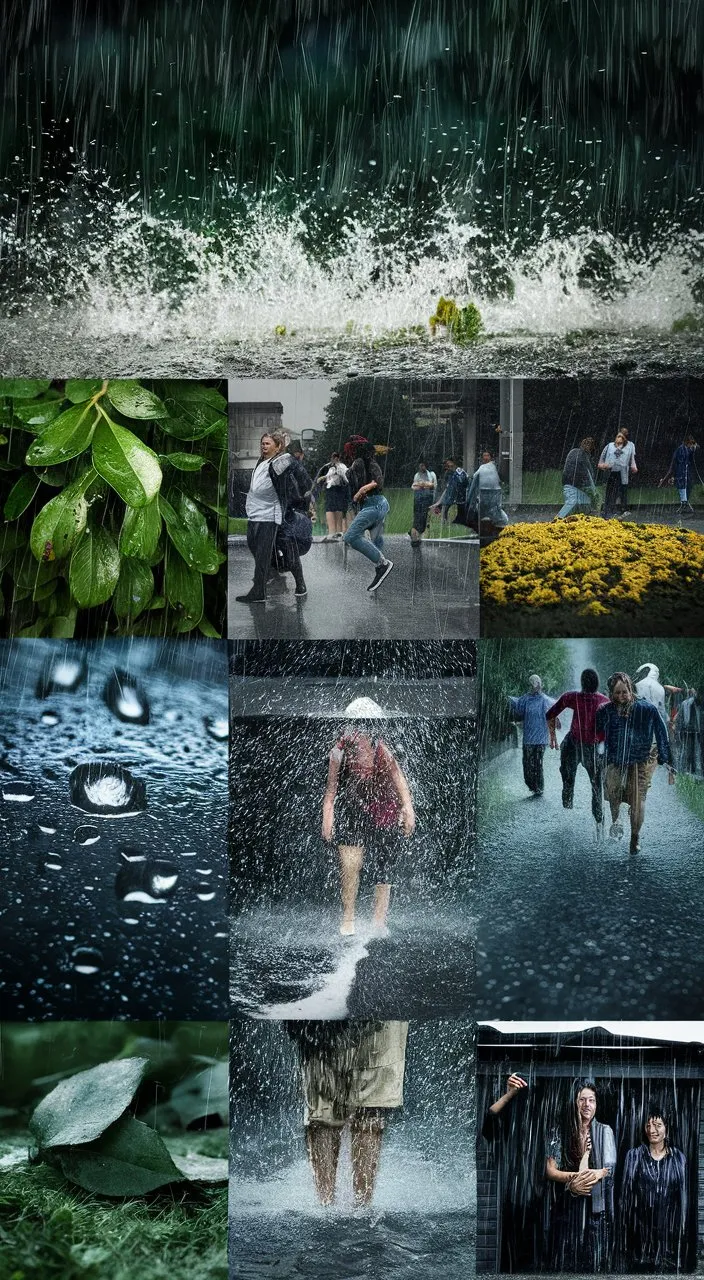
[595,672,674,854]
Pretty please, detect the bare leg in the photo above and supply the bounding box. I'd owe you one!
[333,511,344,534]
[306,1124,342,1206]
[372,883,391,928]
[351,1120,384,1206]
[326,511,336,536]
[338,844,364,935]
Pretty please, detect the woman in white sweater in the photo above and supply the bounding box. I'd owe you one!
[597,429,637,518]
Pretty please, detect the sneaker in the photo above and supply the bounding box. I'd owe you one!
[235,592,266,604]
[294,584,307,597]
[367,560,394,592]
[609,821,624,839]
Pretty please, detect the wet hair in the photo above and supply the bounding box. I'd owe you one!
[565,1078,599,1170]
[330,451,340,460]
[684,433,696,445]
[643,1104,671,1150]
[580,437,596,452]
[580,668,600,693]
[608,671,635,701]
[259,430,286,459]
[444,457,457,466]
[614,431,627,445]
[417,459,427,467]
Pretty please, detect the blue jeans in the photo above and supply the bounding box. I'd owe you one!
[343,495,390,564]
[558,484,592,518]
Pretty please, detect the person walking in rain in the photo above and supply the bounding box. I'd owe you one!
[409,459,437,544]
[597,429,637,518]
[547,668,609,831]
[235,431,311,603]
[508,675,557,798]
[342,439,394,591]
[288,1019,408,1208]
[466,450,508,533]
[675,689,703,776]
[557,437,599,518]
[319,450,351,540]
[658,432,699,516]
[595,672,674,855]
[321,698,416,937]
[431,457,470,527]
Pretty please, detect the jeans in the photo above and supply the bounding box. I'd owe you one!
[343,495,390,565]
[558,484,592,518]
[522,744,546,794]
[412,492,434,534]
[246,520,278,595]
[560,736,604,821]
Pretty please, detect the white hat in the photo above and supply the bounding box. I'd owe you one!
[344,696,385,719]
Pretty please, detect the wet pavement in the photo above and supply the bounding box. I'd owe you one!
[228,537,479,640]
[477,742,704,1019]
[0,640,229,1020]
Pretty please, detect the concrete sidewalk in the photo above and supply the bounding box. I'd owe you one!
[228,535,479,639]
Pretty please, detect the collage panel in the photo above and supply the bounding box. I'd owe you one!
[227,379,480,639]
[476,637,704,1020]
[478,378,704,637]
[0,638,229,1020]
[230,641,476,1021]
[0,1020,229,1280]
[229,1018,475,1279]
[477,1022,704,1275]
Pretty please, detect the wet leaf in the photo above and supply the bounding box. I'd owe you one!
[113,557,154,622]
[29,1058,149,1150]
[12,399,64,429]
[118,497,162,559]
[69,526,121,607]
[92,417,162,508]
[106,381,168,420]
[0,379,51,400]
[160,492,223,574]
[198,617,221,638]
[169,1152,228,1183]
[25,403,98,467]
[158,415,223,442]
[4,473,40,520]
[29,479,89,562]
[169,1063,229,1128]
[162,383,227,414]
[159,452,207,471]
[165,547,204,623]
[65,379,104,403]
[56,1116,185,1197]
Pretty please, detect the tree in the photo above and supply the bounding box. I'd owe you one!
[311,379,420,487]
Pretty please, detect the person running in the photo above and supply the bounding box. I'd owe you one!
[321,700,415,936]
[409,460,437,544]
[466,450,508,532]
[431,457,470,527]
[598,430,637,518]
[320,450,351,540]
[595,672,674,855]
[547,668,609,828]
[508,675,557,797]
[342,440,394,592]
[235,431,310,603]
[658,432,699,516]
[557,437,599,518]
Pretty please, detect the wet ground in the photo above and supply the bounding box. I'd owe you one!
[0,640,229,1019]
[228,537,478,640]
[231,907,474,1021]
[477,743,704,1019]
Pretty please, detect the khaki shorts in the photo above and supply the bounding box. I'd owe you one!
[604,756,657,810]
[303,1020,409,1128]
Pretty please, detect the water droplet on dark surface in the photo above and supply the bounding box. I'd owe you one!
[71,946,102,976]
[41,711,59,726]
[2,782,35,803]
[204,716,228,741]
[103,670,150,725]
[73,825,100,846]
[36,655,86,699]
[116,858,180,903]
[69,763,147,817]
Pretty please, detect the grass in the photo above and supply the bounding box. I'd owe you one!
[676,773,704,823]
[519,469,704,507]
[229,488,472,537]
[0,1132,228,1280]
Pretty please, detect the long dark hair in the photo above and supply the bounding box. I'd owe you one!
[565,1077,598,1170]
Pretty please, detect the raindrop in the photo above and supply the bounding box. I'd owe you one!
[71,946,102,976]
[204,715,228,741]
[36,655,86,699]
[115,858,180,903]
[2,782,34,803]
[41,858,63,872]
[69,763,147,817]
[196,890,216,902]
[37,824,56,835]
[41,711,59,726]
[103,670,150,725]
[73,825,100,846]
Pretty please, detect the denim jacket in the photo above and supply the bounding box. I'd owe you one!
[595,698,671,766]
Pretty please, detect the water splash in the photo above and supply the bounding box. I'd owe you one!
[69,762,147,817]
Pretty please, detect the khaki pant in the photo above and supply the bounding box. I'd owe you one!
[303,1020,409,1128]
[604,754,657,830]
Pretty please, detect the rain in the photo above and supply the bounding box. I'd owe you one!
[0,2,703,373]
[0,636,229,1019]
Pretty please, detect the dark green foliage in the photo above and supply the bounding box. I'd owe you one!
[0,379,227,638]
[479,638,571,755]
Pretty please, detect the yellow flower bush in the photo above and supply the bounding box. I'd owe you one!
[481,516,704,617]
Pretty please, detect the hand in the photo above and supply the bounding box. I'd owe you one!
[353,488,365,503]
[549,735,558,750]
[570,1170,598,1195]
[507,1073,528,1094]
[400,806,416,836]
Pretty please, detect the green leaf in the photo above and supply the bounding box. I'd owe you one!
[198,617,221,638]
[65,379,104,403]
[92,417,162,508]
[29,479,89,562]
[56,1115,185,1197]
[113,558,154,622]
[4,473,40,520]
[165,548,204,623]
[0,379,51,400]
[160,492,223,574]
[25,403,98,466]
[159,410,224,441]
[159,452,207,471]
[49,611,78,639]
[169,1152,228,1183]
[162,382,227,414]
[169,1063,229,1128]
[119,498,162,558]
[147,595,166,610]
[69,526,121,607]
[29,1058,149,1150]
[106,380,168,420]
[12,399,64,429]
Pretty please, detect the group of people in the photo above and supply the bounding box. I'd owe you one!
[485,1074,688,1273]
[508,663,680,854]
[559,431,700,520]
[236,432,475,603]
